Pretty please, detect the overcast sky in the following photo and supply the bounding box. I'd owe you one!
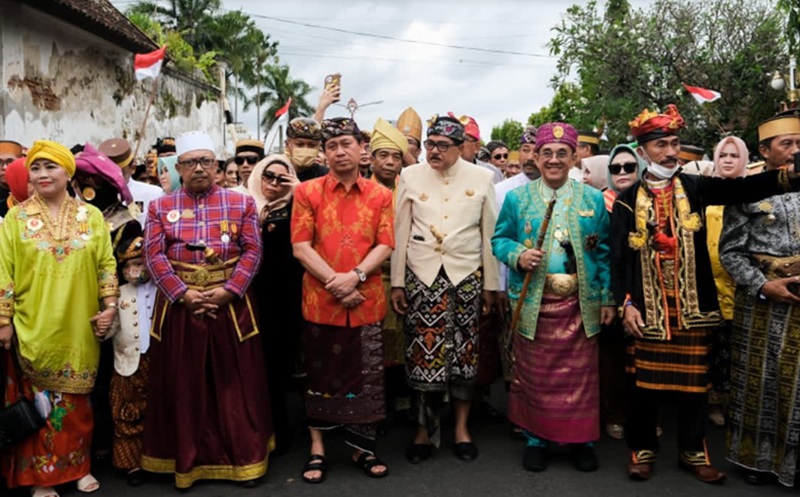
[113,0,653,139]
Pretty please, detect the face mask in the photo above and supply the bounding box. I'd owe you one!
[640,150,679,180]
[288,147,318,170]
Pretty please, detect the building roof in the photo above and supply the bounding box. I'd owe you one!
[29,0,158,54]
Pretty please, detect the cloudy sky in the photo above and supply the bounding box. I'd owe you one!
[113,0,652,139]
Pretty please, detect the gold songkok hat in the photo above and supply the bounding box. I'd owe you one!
[678,145,704,162]
[577,130,600,146]
[508,150,520,163]
[758,110,800,141]
[0,140,24,157]
[98,138,133,168]
[371,118,408,155]
[26,140,76,177]
[397,107,422,144]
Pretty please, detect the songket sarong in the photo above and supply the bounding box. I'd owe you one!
[625,270,712,393]
[404,267,481,393]
[110,355,149,471]
[380,265,405,367]
[508,294,600,443]
[727,291,800,487]
[2,353,93,488]
[304,322,385,453]
[142,289,274,489]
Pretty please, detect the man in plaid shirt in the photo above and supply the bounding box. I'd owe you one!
[142,131,273,490]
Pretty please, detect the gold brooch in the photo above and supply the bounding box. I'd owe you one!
[419,193,428,201]
[466,189,475,197]
[578,209,595,217]
[758,201,773,213]
[553,126,564,139]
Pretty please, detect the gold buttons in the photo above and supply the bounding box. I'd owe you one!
[134,333,139,339]
[444,198,449,202]
[133,310,138,315]
[131,298,136,303]
[133,321,138,327]
[444,215,449,220]
[135,346,140,352]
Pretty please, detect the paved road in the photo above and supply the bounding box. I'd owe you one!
[3,386,796,497]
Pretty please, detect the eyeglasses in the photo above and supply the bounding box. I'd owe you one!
[234,156,260,166]
[493,153,509,160]
[423,140,455,152]
[0,158,16,167]
[609,162,638,175]
[262,170,291,184]
[177,157,216,169]
[538,150,570,160]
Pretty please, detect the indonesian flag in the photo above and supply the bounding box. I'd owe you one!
[683,83,721,104]
[264,98,292,150]
[134,46,167,81]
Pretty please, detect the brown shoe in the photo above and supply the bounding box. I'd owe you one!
[627,461,654,481]
[678,461,727,484]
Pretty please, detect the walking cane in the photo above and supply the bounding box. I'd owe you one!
[509,192,558,332]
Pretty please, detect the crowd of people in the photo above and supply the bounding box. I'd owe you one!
[2,89,800,497]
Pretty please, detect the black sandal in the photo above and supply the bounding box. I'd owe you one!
[354,452,389,478]
[301,454,327,484]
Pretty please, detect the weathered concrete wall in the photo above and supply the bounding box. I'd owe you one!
[0,2,226,156]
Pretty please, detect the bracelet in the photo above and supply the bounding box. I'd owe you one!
[105,303,118,310]
[0,316,10,326]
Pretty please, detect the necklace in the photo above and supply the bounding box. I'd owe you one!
[33,195,75,242]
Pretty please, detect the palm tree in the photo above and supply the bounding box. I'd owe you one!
[247,65,315,133]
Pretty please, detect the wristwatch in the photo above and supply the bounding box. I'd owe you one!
[353,268,367,283]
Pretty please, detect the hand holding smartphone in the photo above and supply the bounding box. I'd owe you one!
[324,73,341,103]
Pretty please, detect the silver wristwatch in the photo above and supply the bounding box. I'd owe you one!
[353,268,367,282]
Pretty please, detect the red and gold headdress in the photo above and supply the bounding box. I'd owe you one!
[629,104,685,143]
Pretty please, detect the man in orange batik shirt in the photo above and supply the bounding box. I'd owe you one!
[291,117,395,484]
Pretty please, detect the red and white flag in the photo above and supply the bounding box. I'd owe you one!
[264,98,293,150]
[134,46,167,81]
[683,83,721,104]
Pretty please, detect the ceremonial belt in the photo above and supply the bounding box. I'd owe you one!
[543,273,579,297]
[752,254,800,279]
[170,257,240,289]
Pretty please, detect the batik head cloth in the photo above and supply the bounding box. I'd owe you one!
[26,140,76,177]
[520,125,537,145]
[446,112,478,141]
[629,104,685,143]
[321,117,362,143]
[534,122,578,152]
[427,114,465,144]
[287,117,323,140]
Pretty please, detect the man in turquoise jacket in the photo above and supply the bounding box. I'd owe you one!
[492,122,616,474]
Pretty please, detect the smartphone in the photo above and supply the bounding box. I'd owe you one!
[794,151,800,173]
[324,73,341,103]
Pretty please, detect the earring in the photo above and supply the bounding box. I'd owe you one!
[82,187,96,201]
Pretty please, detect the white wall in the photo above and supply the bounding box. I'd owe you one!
[0,2,227,157]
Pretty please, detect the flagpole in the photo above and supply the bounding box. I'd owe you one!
[132,76,159,165]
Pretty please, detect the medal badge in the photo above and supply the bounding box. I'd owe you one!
[221,234,231,243]
[181,209,195,219]
[167,210,180,223]
[26,218,43,232]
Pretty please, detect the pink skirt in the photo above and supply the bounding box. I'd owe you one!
[508,294,600,443]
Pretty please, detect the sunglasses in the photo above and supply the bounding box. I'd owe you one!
[609,162,638,175]
[493,153,509,160]
[262,170,292,184]
[234,156,260,166]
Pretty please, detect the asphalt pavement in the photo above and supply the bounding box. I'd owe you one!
[4,384,797,497]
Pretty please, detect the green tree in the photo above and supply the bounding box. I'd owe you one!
[543,0,786,148]
[778,0,800,52]
[244,65,314,131]
[490,119,524,150]
[528,83,584,127]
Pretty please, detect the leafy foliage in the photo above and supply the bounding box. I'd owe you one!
[490,119,524,150]
[534,0,787,149]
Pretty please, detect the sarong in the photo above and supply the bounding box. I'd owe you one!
[142,290,274,489]
[625,276,712,393]
[110,355,149,471]
[1,352,92,488]
[404,267,481,393]
[727,291,800,487]
[304,322,385,454]
[508,294,600,443]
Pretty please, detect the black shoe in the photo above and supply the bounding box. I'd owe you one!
[126,469,145,487]
[405,443,434,464]
[523,446,548,472]
[241,478,261,488]
[453,442,479,462]
[570,445,599,472]
[744,470,773,485]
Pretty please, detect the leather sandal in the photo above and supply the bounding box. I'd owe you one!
[301,454,327,484]
[354,452,389,478]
